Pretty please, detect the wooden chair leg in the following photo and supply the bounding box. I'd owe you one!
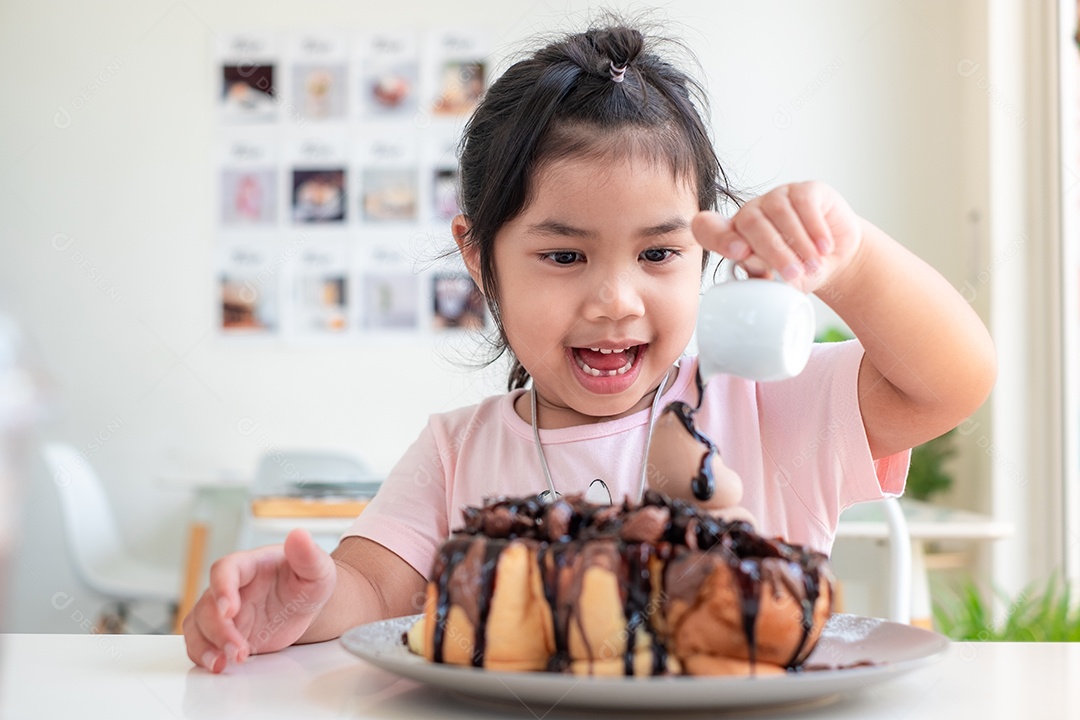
[174,521,209,634]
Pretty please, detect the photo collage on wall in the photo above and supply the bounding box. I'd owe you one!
[215,30,489,339]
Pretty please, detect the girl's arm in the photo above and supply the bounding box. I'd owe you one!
[692,182,996,458]
[297,536,425,643]
[823,218,996,458]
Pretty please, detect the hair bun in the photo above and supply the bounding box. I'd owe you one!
[591,26,645,69]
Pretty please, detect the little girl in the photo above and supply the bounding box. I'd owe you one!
[184,23,995,673]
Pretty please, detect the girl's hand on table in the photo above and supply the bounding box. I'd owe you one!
[183,528,336,673]
[692,181,864,294]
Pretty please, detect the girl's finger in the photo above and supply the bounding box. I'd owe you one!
[788,182,834,256]
[730,205,803,282]
[208,545,281,619]
[691,211,748,259]
[199,553,272,654]
[759,193,821,272]
[183,606,230,673]
[191,590,250,660]
[208,557,245,622]
[737,254,773,279]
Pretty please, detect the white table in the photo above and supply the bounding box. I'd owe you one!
[1,633,1078,718]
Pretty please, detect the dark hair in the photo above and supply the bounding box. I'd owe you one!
[457,22,737,391]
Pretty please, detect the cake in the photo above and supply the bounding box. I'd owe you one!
[406,491,833,676]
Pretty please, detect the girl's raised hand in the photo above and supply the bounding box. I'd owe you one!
[183,528,336,673]
[691,181,863,294]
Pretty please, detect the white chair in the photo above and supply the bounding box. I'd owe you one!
[834,496,913,624]
[881,496,912,624]
[41,442,180,632]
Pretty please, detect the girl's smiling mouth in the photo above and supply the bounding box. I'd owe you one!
[573,345,639,376]
[568,345,647,393]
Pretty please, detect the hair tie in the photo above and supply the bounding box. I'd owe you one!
[609,60,628,83]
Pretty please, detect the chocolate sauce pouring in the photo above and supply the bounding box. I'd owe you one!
[647,367,725,502]
[662,399,721,502]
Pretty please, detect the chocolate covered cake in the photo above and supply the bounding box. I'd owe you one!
[406,491,833,676]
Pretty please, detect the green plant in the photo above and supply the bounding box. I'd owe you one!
[815,326,853,344]
[933,573,1080,641]
[906,429,957,501]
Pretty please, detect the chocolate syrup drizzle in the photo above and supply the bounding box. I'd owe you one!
[429,492,830,675]
[733,558,761,670]
[621,542,668,675]
[430,537,470,664]
[472,540,503,667]
[662,367,722,502]
[537,543,570,672]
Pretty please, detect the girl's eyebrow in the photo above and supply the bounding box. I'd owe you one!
[641,218,691,237]
[526,220,594,238]
[525,217,690,239]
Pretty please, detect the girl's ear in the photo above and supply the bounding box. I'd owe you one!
[452,214,484,291]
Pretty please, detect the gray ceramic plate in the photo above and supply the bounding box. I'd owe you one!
[340,613,948,711]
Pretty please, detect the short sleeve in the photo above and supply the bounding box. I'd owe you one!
[830,339,910,502]
[342,421,450,578]
[756,340,910,550]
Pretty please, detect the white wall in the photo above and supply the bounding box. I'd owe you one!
[0,0,994,631]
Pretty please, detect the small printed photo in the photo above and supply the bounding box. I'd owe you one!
[432,167,459,221]
[221,64,277,121]
[295,275,348,332]
[432,60,484,115]
[362,62,418,117]
[432,272,486,330]
[220,275,278,332]
[221,168,277,225]
[361,273,419,330]
[362,167,417,222]
[292,64,347,120]
[292,169,346,223]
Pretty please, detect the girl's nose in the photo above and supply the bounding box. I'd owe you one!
[585,267,646,321]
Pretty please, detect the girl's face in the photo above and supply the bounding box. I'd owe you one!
[482,154,704,427]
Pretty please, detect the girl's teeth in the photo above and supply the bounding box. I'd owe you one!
[576,351,634,377]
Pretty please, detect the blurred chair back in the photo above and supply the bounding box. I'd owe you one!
[40,442,179,628]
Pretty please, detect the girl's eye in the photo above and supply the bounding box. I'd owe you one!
[641,248,678,263]
[545,251,582,265]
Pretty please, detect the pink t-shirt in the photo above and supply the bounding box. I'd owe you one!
[346,340,908,576]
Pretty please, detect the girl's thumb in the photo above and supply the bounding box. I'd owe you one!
[282,528,334,583]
